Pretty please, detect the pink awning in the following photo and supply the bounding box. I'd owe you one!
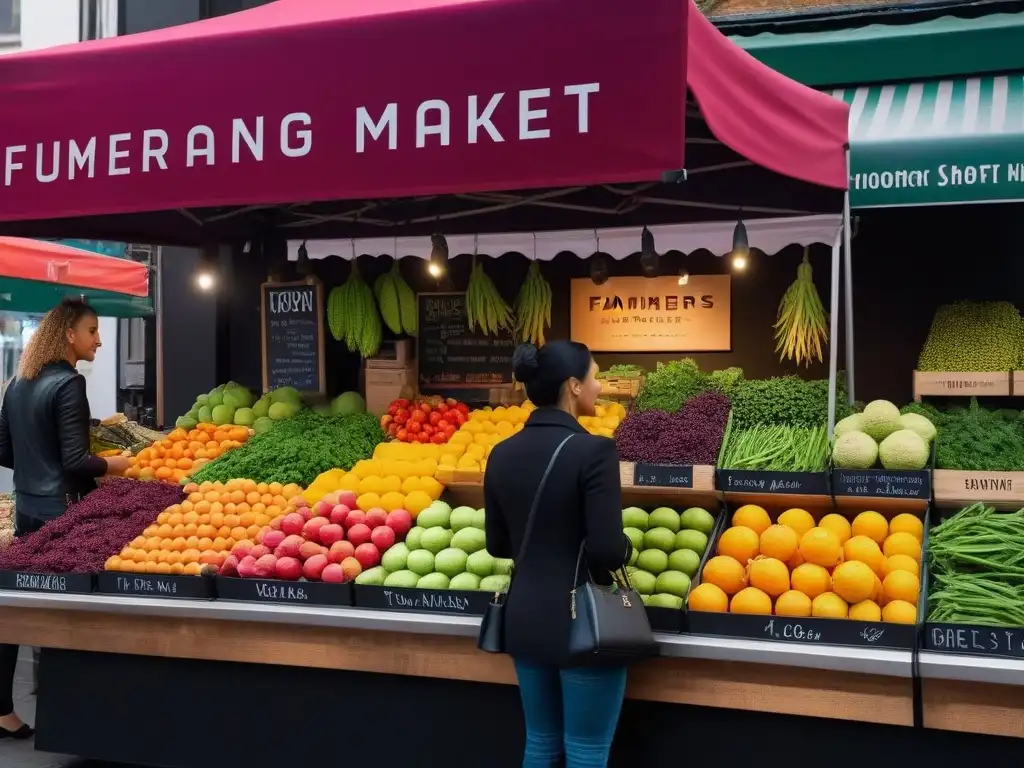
[0,0,847,225]
[0,239,149,296]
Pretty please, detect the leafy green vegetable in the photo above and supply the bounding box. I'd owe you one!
[718,423,829,471]
[708,367,744,396]
[190,409,385,487]
[597,364,644,379]
[918,301,1024,372]
[919,398,1024,471]
[729,375,850,429]
[635,359,709,413]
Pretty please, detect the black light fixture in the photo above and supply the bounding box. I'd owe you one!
[640,226,659,277]
[589,253,610,285]
[731,218,749,271]
[296,241,313,276]
[428,234,448,278]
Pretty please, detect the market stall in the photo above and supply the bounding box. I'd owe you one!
[8,0,1020,765]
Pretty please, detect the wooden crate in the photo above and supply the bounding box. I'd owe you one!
[599,376,643,398]
[618,462,716,492]
[933,469,1024,508]
[912,371,1010,401]
[1013,371,1024,394]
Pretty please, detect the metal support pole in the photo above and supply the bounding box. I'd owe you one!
[843,152,855,404]
[827,233,842,438]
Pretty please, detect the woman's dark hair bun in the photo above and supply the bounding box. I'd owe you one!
[512,343,540,383]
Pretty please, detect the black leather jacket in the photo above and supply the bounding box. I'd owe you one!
[0,361,106,500]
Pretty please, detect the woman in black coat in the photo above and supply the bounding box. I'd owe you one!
[484,340,632,768]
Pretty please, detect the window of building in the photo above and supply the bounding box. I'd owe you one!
[0,0,18,39]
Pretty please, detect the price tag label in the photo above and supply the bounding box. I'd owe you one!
[718,469,830,496]
[927,623,1024,659]
[833,469,929,499]
[633,464,693,488]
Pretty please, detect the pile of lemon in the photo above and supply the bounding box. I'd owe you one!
[578,401,627,438]
[304,457,446,518]
[689,505,922,624]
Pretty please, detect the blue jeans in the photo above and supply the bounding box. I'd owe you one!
[513,659,627,768]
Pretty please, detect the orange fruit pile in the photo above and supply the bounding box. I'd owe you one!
[104,478,303,575]
[690,506,922,624]
[124,423,253,483]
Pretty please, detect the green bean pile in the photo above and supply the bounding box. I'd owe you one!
[718,424,829,472]
[928,503,1024,627]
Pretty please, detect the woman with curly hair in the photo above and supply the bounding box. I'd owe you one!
[0,297,131,738]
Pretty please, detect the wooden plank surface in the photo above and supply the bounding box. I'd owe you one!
[922,678,1024,739]
[0,605,911,726]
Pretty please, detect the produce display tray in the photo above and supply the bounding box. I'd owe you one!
[352,584,490,616]
[216,576,353,607]
[95,571,214,600]
[0,570,93,594]
[716,469,830,497]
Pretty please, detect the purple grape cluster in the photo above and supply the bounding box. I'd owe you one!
[0,478,184,574]
[615,391,731,465]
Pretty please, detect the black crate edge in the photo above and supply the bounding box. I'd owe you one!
[686,609,916,650]
[353,584,490,616]
[95,571,214,600]
[716,469,830,497]
[216,575,353,607]
[645,605,684,633]
[0,570,93,594]
[922,621,1024,660]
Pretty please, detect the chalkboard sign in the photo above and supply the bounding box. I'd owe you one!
[633,464,693,489]
[688,609,916,650]
[0,570,93,594]
[261,279,326,394]
[353,584,491,615]
[716,469,830,496]
[832,469,931,500]
[96,571,213,600]
[925,622,1024,660]
[417,292,514,389]
[216,576,353,607]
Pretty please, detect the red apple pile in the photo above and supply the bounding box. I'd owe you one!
[218,490,413,584]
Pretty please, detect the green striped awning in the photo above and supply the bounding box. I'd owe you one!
[833,75,1024,208]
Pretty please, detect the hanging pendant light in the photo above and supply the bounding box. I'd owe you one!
[731,218,749,271]
[677,268,690,286]
[589,254,610,286]
[296,240,313,276]
[428,234,448,278]
[640,226,659,277]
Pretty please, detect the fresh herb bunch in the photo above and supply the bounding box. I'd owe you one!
[919,399,1024,471]
[635,359,709,413]
[190,408,385,487]
[597,364,645,379]
[718,424,829,472]
[708,367,744,397]
[729,376,850,429]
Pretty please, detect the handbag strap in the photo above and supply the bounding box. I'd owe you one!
[515,434,574,566]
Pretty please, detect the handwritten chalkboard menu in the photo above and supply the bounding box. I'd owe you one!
[417,292,514,389]
[261,280,326,394]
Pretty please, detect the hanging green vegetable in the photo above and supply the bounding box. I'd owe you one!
[774,248,828,367]
[514,261,552,345]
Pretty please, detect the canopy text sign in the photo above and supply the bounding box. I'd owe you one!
[570,275,731,353]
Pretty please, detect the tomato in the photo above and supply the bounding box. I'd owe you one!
[453,411,467,426]
[394,399,410,409]
[381,414,393,427]
[394,408,410,425]
[436,419,451,432]
[410,410,427,424]
[455,403,470,415]
[431,432,447,444]
[396,428,409,442]
[387,403,399,416]
[407,420,421,434]
[428,411,442,426]
[416,431,430,443]
[422,423,435,436]
[387,423,399,437]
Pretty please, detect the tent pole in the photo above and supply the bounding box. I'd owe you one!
[827,232,841,439]
[842,160,855,404]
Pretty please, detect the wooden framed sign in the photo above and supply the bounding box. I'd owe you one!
[417,292,514,390]
[570,275,731,352]
[260,278,326,394]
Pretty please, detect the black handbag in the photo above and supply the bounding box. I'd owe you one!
[568,543,659,665]
[477,435,574,654]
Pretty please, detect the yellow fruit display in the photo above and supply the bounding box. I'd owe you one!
[831,561,876,604]
[759,524,798,562]
[883,554,919,578]
[775,590,812,617]
[843,535,885,576]
[776,508,815,537]
[849,600,882,622]
[811,592,848,618]
[882,600,917,624]
[799,527,843,567]
[731,505,771,535]
[818,513,852,544]
[888,513,923,542]
[883,531,922,561]
[747,557,790,597]
[702,556,747,595]
[851,511,888,545]
[730,587,772,615]
[790,563,832,599]
[882,570,920,605]
[688,583,729,612]
[717,526,760,565]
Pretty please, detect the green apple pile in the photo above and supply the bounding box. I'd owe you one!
[623,505,716,609]
[176,383,305,434]
[355,500,513,592]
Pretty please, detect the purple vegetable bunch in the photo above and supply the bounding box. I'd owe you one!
[614,391,730,465]
[0,478,184,574]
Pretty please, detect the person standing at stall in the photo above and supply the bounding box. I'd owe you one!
[483,340,634,767]
[0,297,130,738]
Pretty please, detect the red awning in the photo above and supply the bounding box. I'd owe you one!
[0,0,847,225]
[0,238,149,297]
